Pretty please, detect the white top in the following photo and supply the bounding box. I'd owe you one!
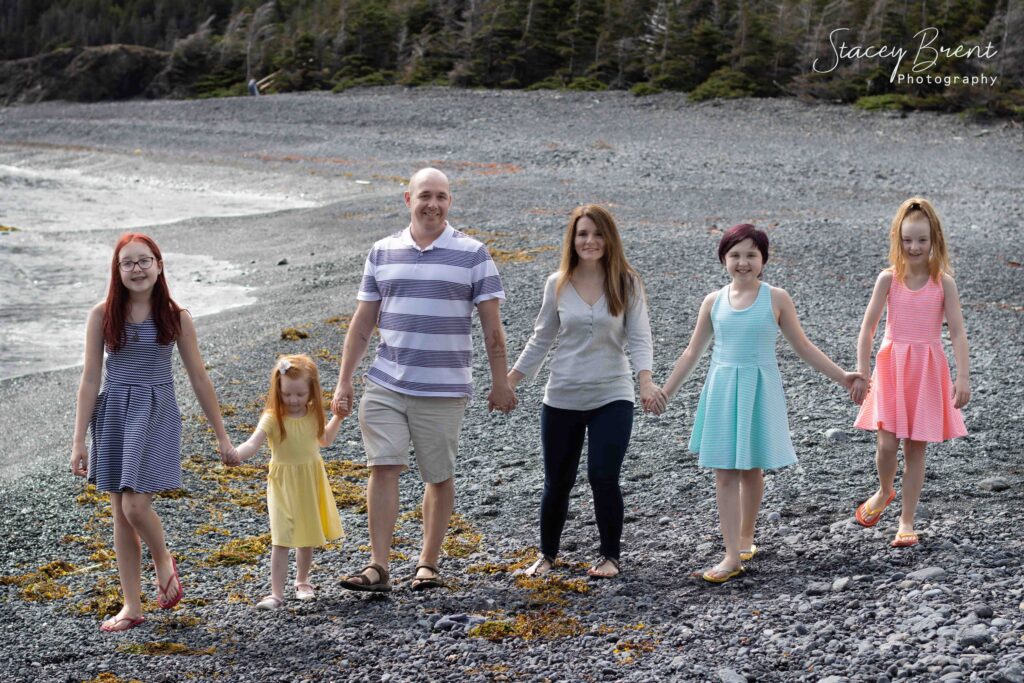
[512,272,654,410]
[357,222,505,397]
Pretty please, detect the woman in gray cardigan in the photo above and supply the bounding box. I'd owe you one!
[508,205,661,578]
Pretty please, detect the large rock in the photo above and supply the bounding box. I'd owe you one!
[0,44,168,106]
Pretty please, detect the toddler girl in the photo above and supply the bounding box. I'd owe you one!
[230,354,344,608]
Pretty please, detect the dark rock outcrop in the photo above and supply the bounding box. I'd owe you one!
[0,44,169,106]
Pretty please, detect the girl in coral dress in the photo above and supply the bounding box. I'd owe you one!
[852,198,969,547]
[231,354,344,608]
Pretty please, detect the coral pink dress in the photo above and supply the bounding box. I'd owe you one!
[855,275,967,442]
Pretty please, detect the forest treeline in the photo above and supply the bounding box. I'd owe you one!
[1,0,1022,116]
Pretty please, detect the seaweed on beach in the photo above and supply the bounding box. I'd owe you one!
[1,560,77,602]
[466,547,538,575]
[280,327,309,341]
[441,513,482,558]
[116,642,216,656]
[205,534,271,566]
[81,674,142,683]
[468,609,585,641]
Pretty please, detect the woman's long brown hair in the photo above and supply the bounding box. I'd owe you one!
[556,204,642,317]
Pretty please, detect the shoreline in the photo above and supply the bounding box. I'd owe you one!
[0,90,1021,683]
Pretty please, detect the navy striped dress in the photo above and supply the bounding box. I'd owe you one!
[88,318,183,492]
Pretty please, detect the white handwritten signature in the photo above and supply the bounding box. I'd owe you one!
[813,28,998,82]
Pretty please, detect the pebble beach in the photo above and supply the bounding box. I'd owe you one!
[1,88,1022,682]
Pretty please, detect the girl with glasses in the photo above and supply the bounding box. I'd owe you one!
[71,233,235,631]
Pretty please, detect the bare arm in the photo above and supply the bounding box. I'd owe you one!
[71,304,105,477]
[857,271,892,377]
[478,298,517,413]
[319,413,344,448]
[331,299,381,416]
[774,288,854,387]
[177,311,233,455]
[942,274,971,408]
[233,428,267,463]
[660,292,717,402]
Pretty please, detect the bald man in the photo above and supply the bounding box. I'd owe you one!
[332,167,516,592]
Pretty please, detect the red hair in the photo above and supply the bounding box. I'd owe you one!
[264,354,326,442]
[103,233,182,352]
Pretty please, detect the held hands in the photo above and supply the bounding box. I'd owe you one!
[488,380,517,413]
[217,439,239,467]
[640,381,668,416]
[70,442,88,477]
[847,374,870,405]
[953,376,970,409]
[331,379,354,418]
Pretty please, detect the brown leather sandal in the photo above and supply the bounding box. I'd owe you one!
[339,563,391,592]
[410,563,444,591]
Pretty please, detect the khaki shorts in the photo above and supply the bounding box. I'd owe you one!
[358,381,468,483]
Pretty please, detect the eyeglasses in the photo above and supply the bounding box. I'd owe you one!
[118,257,156,272]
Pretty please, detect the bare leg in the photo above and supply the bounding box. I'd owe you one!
[268,545,288,601]
[712,469,743,572]
[295,547,313,587]
[120,491,178,605]
[898,440,927,534]
[738,469,764,550]
[104,492,144,628]
[863,429,900,511]
[362,464,402,582]
[417,478,455,580]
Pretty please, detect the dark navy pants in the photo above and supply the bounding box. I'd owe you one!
[539,400,634,560]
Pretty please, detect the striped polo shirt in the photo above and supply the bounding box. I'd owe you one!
[358,222,505,397]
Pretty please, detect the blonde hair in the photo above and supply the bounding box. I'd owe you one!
[556,204,642,317]
[888,197,953,283]
[264,354,325,442]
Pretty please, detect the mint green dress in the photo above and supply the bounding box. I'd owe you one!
[688,283,797,470]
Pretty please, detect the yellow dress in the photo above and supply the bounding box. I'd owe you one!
[258,412,344,548]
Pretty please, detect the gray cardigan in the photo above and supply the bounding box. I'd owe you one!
[512,272,654,411]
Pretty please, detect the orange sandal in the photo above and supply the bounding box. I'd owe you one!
[855,490,897,527]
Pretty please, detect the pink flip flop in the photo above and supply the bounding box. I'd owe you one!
[156,556,183,609]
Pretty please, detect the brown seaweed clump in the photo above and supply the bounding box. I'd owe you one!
[205,534,272,566]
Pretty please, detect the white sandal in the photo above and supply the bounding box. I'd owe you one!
[255,595,284,610]
[519,554,554,577]
[294,582,316,601]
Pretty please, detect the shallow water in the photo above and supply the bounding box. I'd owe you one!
[0,150,321,380]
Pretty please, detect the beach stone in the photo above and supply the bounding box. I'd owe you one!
[824,428,850,443]
[433,614,485,632]
[767,511,782,523]
[991,664,1024,683]
[907,567,946,582]
[973,604,994,619]
[977,477,1010,492]
[819,677,846,683]
[717,668,746,683]
[832,576,851,592]
[276,257,288,265]
[957,624,990,648]
[807,582,831,596]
